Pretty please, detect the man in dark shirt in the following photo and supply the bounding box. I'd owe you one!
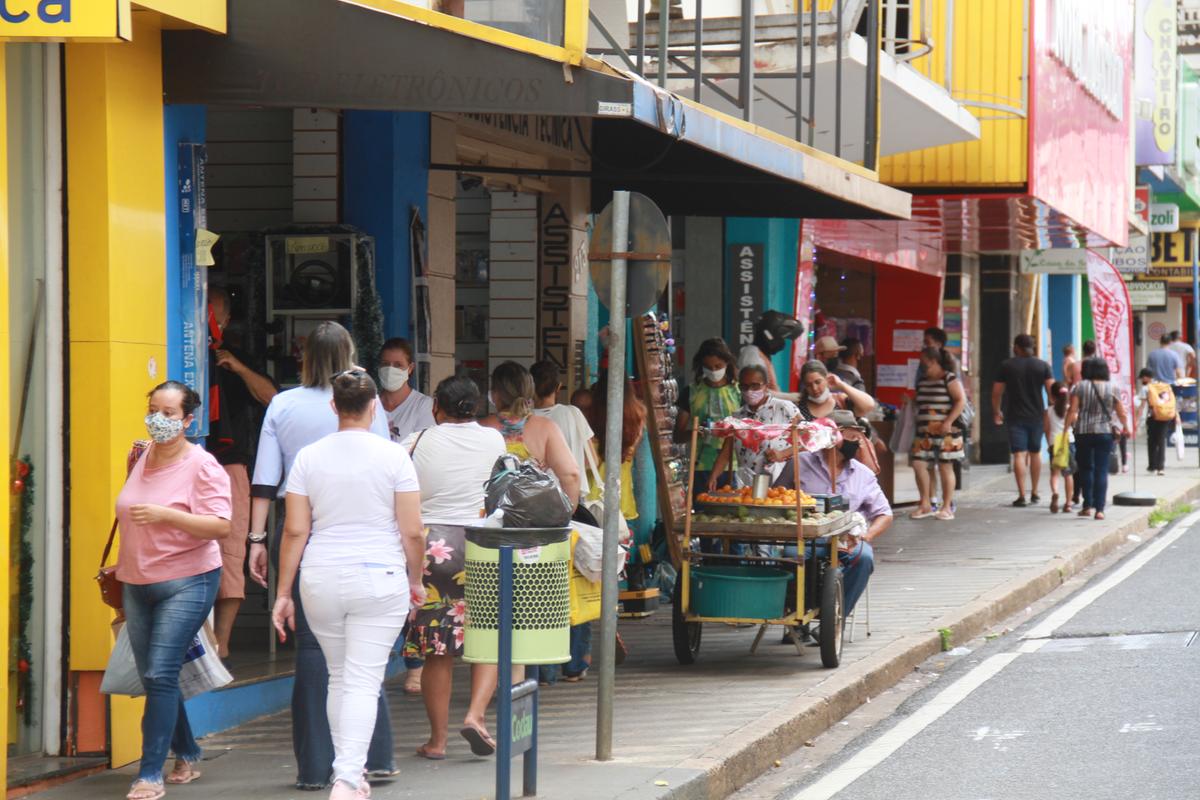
[991,333,1055,507]
[207,285,278,658]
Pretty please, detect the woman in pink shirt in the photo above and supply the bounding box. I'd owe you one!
[117,381,232,800]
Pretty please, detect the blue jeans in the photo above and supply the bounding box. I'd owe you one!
[785,540,875,618]
[272,521,394,786]
[1075,433,1114,513]
[123,568,221,783]
[533,623,591,684]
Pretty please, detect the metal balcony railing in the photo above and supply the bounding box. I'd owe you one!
[587,0,880,169]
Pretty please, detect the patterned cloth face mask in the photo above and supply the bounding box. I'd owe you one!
[145,412,186,444]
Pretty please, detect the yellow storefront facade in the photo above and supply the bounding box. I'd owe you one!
[1,0,227,782]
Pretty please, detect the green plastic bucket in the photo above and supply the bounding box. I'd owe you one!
[463,527,571,665]
[689,566,791,619]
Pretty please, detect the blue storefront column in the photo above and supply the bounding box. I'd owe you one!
[342,111,430,338]
[162,104,207,380]
[1047,275,1081,381]
[724,218,799,384]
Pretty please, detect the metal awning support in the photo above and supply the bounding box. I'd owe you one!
[163,0,910,221]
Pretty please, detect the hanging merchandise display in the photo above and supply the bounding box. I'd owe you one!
[634,313,687,567]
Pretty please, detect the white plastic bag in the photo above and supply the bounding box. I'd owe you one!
[571,523,629,583]
[178,623,233,699]
[1173,429,1186,461]
[889,398,916,456]
[101,620,232,699]
[100,622,143,696]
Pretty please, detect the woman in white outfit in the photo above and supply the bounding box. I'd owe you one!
[272,370,427,800]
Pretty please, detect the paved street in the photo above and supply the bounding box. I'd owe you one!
[751,509,1200,800]
[31,466,1200,800]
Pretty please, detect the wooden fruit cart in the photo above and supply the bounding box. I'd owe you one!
[673,419,856,668]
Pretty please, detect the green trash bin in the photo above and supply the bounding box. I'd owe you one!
[463,527,572,665]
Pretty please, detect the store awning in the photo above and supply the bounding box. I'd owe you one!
[162,0,910,220]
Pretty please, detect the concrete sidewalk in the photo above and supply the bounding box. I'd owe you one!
[37,462,1200,800]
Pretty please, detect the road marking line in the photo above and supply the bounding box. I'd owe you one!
[1023,511,1200,640]
[784,653,1020,800]
[786,512,1199,800]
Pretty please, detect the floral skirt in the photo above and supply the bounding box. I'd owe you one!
[404,524,467,659]
[911,416,965,462]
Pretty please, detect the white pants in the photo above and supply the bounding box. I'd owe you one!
[300,564,409,788]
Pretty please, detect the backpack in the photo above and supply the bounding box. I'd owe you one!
[1146,382,1177,422]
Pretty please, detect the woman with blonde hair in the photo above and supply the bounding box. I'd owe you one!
[247,322,397,789]
[483,360,581,505]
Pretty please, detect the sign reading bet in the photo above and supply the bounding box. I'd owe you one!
[0,0,130,40]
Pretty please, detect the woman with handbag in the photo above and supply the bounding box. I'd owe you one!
[272,371,427,800]
[1066,357,1131,521]
[401,376,508,759]
[115,381,232,800]
[909,348,966,522]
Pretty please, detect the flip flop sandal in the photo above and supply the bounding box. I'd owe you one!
[460,726,497,757]
[415,745,446,761]
[910,509,936,520]
[126,780,166,800]
[935,511,955,521]
[165,761,201,785]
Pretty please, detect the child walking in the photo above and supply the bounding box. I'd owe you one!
[1044,381,1074,514]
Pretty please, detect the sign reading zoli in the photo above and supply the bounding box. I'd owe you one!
[0,0,131,40]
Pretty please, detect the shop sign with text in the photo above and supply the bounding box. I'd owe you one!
[1150,203,1180,231]
[1125,279,1168,309]
[1147,226,1200,282]
[0,0,130,41]
[1135,0,1177,165]
[729,244,764,348]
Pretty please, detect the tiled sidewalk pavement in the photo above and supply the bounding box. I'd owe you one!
[37,463,1199,800]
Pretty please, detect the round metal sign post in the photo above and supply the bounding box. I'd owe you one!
[590,191,672,317]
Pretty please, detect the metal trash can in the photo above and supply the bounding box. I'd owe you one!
[463,527,571,665]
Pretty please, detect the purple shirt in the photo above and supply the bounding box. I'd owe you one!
[796,451,892,522]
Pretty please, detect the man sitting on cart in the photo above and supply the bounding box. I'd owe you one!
[773,414,893,618]
[706,364,802,491]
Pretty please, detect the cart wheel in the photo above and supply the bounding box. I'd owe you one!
[672,576,702,664]
[819,568,844,668]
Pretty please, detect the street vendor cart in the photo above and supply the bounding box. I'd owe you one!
[672,418,856,668]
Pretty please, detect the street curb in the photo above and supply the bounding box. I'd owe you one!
[660,480,1200,800]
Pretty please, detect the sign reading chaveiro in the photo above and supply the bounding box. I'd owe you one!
[0,0,130,40]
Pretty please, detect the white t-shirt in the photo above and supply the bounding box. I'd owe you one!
[386,390,436,443]
[402,422,507,525]
[286,430,420,569]
[532,404,595,496]
[734,396,801,487]
[1047,406,1073,443]
[1169,340,1195,367]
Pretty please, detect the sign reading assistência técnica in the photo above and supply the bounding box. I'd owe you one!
[729,244,764,348]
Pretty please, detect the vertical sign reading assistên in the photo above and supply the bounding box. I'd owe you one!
[729,243,764,348]
[539,202,572,374]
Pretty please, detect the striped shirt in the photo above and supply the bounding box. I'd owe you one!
[1071,380,1117,435]
[915,373,959,423]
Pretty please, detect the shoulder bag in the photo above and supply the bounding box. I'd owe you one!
[96,441,151,612]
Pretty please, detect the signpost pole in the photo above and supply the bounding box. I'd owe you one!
[596,191,630,762]
[496,545,514,800]
[1193,227,1199,469]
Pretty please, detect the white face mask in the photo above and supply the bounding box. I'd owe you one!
[702,367,726,383]
[808,387,832,404]
[379,366,409,392]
